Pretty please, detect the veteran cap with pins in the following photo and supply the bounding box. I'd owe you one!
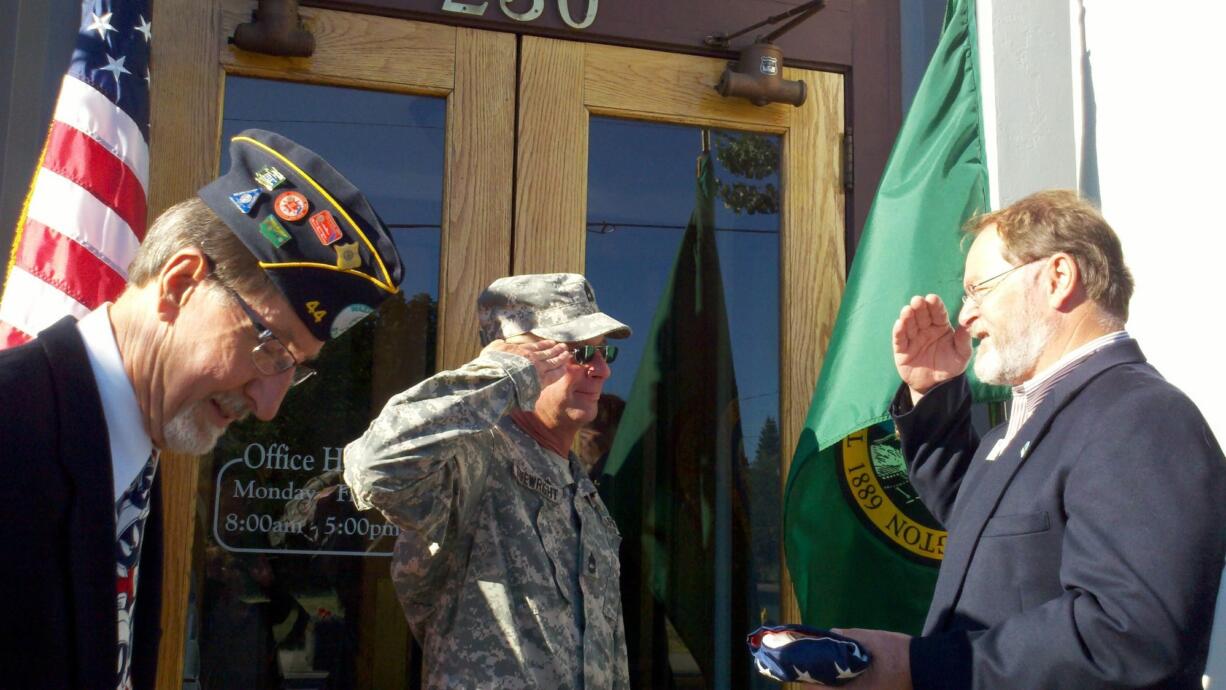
[198,129,404,341]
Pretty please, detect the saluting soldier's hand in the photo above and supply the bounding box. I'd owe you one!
[484,337,571,389]
[892,294,972,404]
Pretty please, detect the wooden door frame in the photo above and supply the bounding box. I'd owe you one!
[149,2,513,685]
[150,9,845,684]
[514,36,847,630]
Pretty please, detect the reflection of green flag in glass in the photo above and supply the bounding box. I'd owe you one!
[602,151,755,687]
[782,0,1006,634]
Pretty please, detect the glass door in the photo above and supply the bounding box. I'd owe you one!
[514,38,846,689]
[199,76,443,690]
[151,9,846,688]
[151,3,513,688]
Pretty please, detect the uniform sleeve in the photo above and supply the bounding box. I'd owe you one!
[892,375,981,525]
[342,349,540,531]
[911,383,1226,690]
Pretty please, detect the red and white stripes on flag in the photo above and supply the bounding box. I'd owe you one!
[0,0,151,349]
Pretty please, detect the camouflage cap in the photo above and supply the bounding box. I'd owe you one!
[477,273,631,345]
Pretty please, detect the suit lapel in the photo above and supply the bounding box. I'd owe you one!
[928,339,1146,632]
[39,316,120,689]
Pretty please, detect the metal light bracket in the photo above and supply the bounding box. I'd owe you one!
[715,42,805,107]
[231,0,316,58]
[706,0,826,108]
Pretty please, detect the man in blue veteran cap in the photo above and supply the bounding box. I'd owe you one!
[0,129,403,690]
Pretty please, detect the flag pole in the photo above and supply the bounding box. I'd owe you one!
[700,131,733,690]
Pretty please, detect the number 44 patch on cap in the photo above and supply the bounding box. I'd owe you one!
[305,300,327,324]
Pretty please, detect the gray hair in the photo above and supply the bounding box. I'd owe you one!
[966,190,1133,325]
[126,197,273,297]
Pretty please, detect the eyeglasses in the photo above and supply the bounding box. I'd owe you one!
[961,259,1042,307]
[220,284,316,387]
[570,344,618,365]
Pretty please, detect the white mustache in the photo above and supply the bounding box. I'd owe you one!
[214,392,251,420]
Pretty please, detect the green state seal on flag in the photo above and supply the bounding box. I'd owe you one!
[836,424,944,566]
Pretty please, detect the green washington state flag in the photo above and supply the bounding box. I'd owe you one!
[782,0,1006,634]
[601,150,756,687]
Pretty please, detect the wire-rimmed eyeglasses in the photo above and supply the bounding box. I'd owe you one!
[219,283,317,387]
[961,259,1043,308]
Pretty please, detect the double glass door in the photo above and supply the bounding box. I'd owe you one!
[152,3,844,688]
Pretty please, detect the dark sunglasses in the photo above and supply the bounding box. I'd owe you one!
[570,344,618,364]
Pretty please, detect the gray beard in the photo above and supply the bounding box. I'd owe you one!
[972,301,1055,386]
[161,392,249,455]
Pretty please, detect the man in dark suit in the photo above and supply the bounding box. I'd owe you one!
[837,190,1226,689]
[0,130,403,690]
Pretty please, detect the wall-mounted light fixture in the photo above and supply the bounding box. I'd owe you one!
[231,0,316,57]
[706,1,826,108]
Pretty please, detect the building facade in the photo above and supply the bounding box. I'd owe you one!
[2,1,931,688]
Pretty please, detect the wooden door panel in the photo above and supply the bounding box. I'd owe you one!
[150,5,512,686]
[515,36,845,656]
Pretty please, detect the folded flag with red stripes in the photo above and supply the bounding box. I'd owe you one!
[0,0,151,348]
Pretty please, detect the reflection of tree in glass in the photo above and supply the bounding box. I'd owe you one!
[371,292,437,411]
[748,416,781,584]
[228,291,437,446]
[714,131,780,215]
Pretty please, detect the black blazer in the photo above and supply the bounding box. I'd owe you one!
[894,339,1226,689]
[0,316,162,690]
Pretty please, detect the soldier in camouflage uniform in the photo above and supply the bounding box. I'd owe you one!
[344,273,631,689]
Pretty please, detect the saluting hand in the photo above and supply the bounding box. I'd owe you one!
[892,294,971,404]
[483,337,571,389]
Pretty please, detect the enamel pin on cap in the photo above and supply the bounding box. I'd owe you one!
[274,190,310,222]
[229,188,261,215]
[197,129,405,341]
[309,210,343,246]
[258,215,292,248]
[254,165,287,191]
[334,242,361,270]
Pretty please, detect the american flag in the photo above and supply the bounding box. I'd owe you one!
[0,0,151,348]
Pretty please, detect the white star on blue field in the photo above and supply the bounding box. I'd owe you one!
[72,0,152,135]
